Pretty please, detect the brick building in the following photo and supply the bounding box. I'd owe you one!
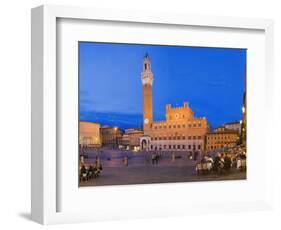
[121,129,144,150]
[205,129,239,151]
[139,54,209,152]
[100,126,123,147]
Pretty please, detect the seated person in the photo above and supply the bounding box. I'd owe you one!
[80,164,87,175]
[80,164,87,181]
[88,164,94,179]
[223,153,232,170]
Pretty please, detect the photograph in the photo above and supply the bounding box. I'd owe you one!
[78,42,247,187]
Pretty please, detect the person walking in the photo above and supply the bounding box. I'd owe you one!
[124,156,128,166]
[172,153,175,162]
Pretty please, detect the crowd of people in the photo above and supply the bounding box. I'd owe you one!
[80,156,103,182]
[196,147,247,175]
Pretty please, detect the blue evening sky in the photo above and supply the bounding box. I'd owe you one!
[79,42,246,129]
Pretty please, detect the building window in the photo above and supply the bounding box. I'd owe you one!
[183,136,186,140]
[168,125,171,128]
[188,124,192,128]
[173,125,176,128]
[169,145,171,149]
[173,145,176,149]
[182,145,185,149]
[198,145,201,150]
[155,137,158,140]
[164,145,166,149]
[193,123,197,127]
[154,126,157,129]
[177,125,180,128]
[188,145,191,150]
[198,136,201,139]
[164,125,166,129]
[145,63,147,69]
[193,136,196,140]
[183,124,186,128]
[151,145,153,149]
[177,145,181,149]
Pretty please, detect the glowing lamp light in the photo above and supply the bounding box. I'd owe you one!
[242,106,245,113]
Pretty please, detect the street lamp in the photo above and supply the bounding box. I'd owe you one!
[242,106,245,114]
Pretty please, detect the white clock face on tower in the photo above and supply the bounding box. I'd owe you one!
[144,118,149,124]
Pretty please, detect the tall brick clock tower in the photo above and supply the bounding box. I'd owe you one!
[141,53,154,131]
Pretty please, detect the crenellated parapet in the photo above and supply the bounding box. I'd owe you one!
[166,102,194,120]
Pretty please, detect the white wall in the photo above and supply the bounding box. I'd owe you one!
[0,0,280,229]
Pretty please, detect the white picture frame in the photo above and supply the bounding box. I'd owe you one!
[31,5,274,225]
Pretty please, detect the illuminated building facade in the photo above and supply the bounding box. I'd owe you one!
[139,54,208,152]
[100,126,123,147]
[206,128,239,151]
[222,121,241,133]
[121,129,144,150]
[79,121,101,147]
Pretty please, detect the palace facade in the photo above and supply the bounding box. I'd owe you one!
[139,54,209,152]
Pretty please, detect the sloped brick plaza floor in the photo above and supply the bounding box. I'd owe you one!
[80,148,246,187]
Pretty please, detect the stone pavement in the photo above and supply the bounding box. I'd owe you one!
[80,148,246,187]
